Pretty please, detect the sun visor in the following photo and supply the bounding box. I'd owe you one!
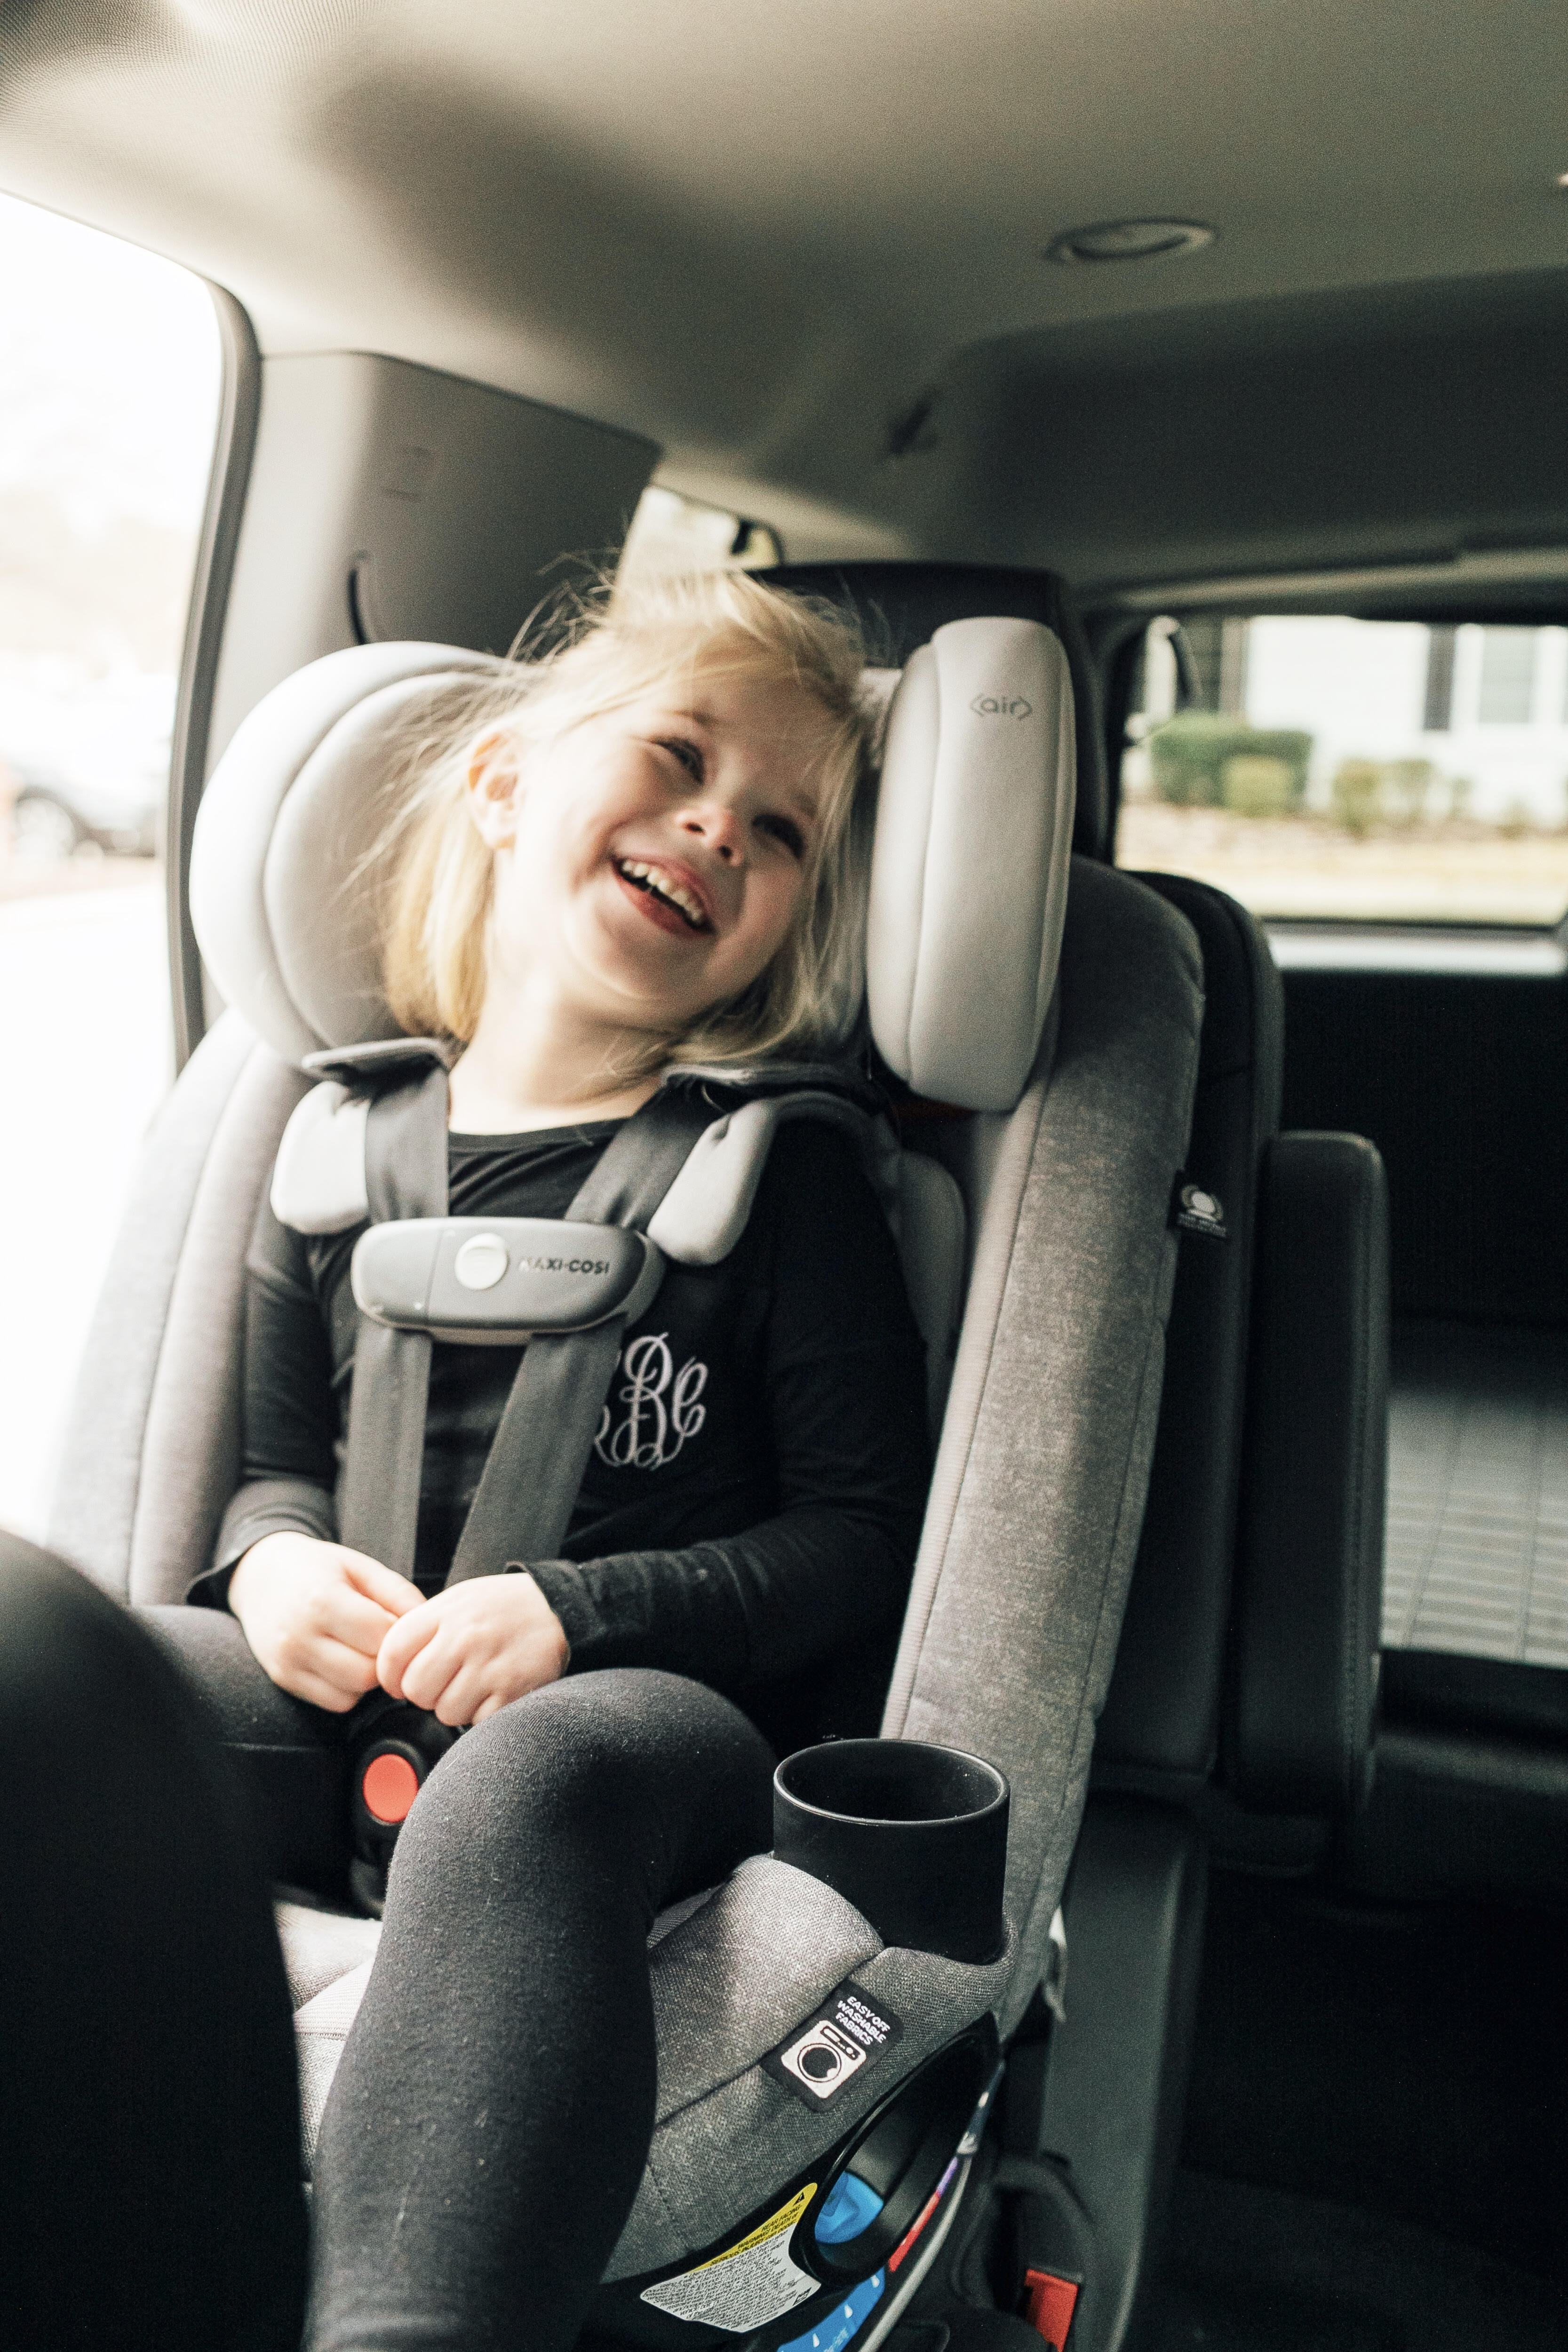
[867,617,1076,1112]
[190,643,493,1067]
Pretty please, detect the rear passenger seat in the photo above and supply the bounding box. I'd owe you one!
[1359,1322,1568,1908]
[1384,1321,1568,1668]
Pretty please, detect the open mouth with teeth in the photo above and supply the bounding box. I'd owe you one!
[613,857,713,933]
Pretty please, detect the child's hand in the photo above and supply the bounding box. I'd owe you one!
[375,1573,570,1726]
[230,1533,425,1712]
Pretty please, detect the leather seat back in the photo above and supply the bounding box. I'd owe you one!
[1097,874,1285,1783]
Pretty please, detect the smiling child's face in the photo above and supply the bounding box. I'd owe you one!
[467,662,839,1038]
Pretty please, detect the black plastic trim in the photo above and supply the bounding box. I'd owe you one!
[1001,1795,1208,2352]
[167,285,262,1071]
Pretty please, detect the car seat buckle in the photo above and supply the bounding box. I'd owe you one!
[348,1702,460,1914]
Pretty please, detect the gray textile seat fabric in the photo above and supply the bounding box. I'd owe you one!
[47,628,1202,2275]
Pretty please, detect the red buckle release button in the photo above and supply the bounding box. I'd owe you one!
[362,1750,421,1825]
[1022,2269,1080,2351]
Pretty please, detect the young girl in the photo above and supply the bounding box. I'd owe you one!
[150,570,932,2352]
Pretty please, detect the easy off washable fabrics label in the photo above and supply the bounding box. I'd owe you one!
[763,1980,904,2111]
[639,2184,820,2333]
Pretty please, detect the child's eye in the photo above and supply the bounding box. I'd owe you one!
[657,737,704,783]
[758,813,806,859]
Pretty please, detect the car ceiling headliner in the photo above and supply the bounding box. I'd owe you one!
[2,0,1566,587]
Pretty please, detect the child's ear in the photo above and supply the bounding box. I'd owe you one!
[463,731,523,848]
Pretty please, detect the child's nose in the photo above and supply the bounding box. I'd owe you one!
[677,799,744,864]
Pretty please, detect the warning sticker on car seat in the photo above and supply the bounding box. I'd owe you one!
[639,2183,820,2332]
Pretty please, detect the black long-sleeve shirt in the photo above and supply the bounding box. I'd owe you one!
[202,1116,931,1745]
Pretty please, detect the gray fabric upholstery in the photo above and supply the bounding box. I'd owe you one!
[273,1904,383,2171]
[609,1900,1016,2279]
[884,859,1202,2031]
[46,1015,302,1598]
[294,1963,378,2169]
[191,647,493,1068]
[275,1900,382,2010]
[129,1043,311,1605]
[642,1859,881,2128]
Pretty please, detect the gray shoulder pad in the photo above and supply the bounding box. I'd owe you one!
[649,1094,898,1267]
[271,1079,895,1258]
[270,1081,371,1235]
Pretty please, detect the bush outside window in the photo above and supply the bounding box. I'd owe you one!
[1118,615,1568,925]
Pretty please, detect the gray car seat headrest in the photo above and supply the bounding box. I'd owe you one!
[762,559,1108,861]
[190,617,1075,1113]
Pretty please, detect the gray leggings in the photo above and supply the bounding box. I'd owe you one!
[148,1605,775,2351]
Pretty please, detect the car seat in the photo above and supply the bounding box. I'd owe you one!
[46,601,1203,2346]
[751,579,1386,2347]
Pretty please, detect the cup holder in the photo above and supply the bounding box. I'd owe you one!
[772,1739,1009,1964]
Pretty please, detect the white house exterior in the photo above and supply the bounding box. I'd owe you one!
[1244,618,1568,826]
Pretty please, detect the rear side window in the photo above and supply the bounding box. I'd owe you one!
[1117,614,1568,925]
[0,195,219,1541]
[618,485,780,579]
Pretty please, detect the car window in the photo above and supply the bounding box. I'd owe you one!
[1117,613,1568,926]
[618,485,780,580]
[0,194,219,1542]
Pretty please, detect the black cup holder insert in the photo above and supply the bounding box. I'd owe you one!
[773,1738,1009,1964]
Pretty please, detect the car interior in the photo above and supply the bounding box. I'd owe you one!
[3,5,1567,2350]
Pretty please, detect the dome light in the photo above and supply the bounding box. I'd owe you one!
[1046,219,1215,265]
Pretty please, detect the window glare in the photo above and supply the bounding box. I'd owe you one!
[0,195,220,1542]
[1119,614,1568,927]
[618,485,780,580]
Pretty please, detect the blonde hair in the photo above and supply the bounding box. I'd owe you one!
[375,571,876,1073]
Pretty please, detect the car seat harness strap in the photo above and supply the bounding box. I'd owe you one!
[443,1083,719,1584]
[337,1052,451,1584]
[307,1043,888,1585]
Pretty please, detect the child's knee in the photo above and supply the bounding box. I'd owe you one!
[416,1676,648,1840]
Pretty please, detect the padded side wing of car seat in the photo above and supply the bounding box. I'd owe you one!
[883,860,1203,2029]
[47,1012,308,1602]
[601,861,1202,2276]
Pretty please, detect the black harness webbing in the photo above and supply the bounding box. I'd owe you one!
[445,1086,716,1585]
[337,1067,719,1587]
[337,1059,450,1585]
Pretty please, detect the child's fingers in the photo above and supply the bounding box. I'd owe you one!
[275,1639,381,1713]
[340,1553,425,1617]
[394,1630,467,1718]
[375,1597,443,1696]
[420,1655,488,1727]
[316,1581,403,1658]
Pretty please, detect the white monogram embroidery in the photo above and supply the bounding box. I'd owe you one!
[594,1333,709,1471]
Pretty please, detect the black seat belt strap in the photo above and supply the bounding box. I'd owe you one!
[337,1058,450,1579]
[444,1086,717,1584]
